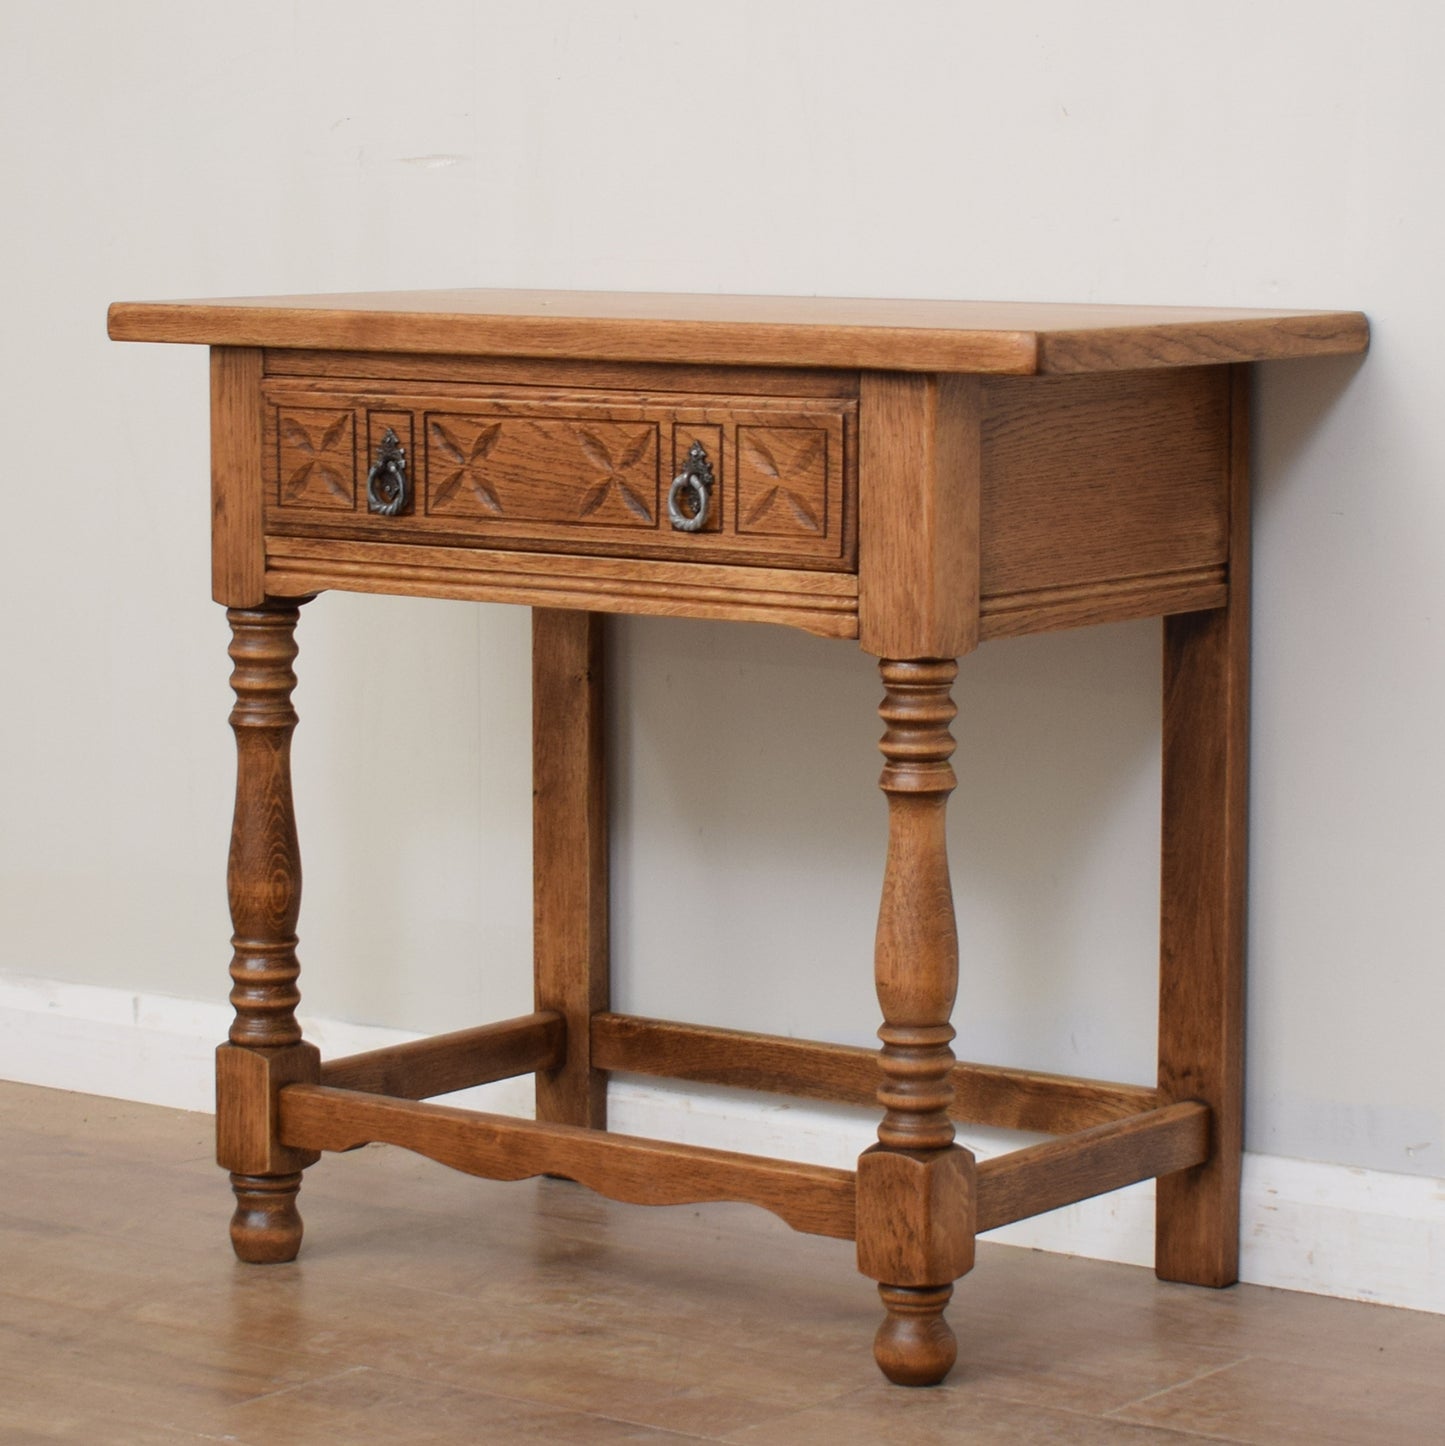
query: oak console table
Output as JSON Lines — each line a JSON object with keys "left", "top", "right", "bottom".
{"left": 109, "top": 290, "right": 1367, "bottom": 1385}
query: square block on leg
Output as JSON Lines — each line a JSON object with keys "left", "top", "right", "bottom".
{"left": 856, "top": 1143, "right": 976, "bottom": 1287}
{"left": 216, "top": 1041, "right": 321, "bottom": 1175}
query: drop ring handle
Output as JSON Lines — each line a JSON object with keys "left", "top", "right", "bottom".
{"left": 667, "top": 440, "right": 715, "bottom": 533}
{"left": 367, "top": 427, "right": 409, "bottom": 516}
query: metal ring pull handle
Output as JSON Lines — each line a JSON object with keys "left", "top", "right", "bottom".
{"left": 367, "top": 427, "right": 409, "bottom": 516}
{"left": 667, "top": 440, "right": 715, "bottom": 532}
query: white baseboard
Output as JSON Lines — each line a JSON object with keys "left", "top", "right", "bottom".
{"left": 3, "top": 973, "right": 1440, "bottom": 1316}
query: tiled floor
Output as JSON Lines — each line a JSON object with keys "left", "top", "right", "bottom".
{"left": 2, "top": 1080, "right": 1441, "bottom": 1443}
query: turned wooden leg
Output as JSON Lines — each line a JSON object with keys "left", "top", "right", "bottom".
{"left": 532, "top": 609, "right": 610, "bottom": 1129}
{"left": 216, "top": 602, "right": 319, "bottom": 1264}
{"left": 1156, "top": 368, "right": 1250, "bottom": 1287}
{"left": 856, "top": 658, "right": 976, "bottom": 1387}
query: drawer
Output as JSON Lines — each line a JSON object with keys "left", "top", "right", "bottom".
{"left": 262, "top": 378, "right": 857, "bottom": 571}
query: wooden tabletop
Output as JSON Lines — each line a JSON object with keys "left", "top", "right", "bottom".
{"left": 107, "top": 288, "right": 1368, "bottom": 375}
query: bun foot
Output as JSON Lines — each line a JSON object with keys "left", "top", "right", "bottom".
{"left": 229, "top": 1171, "right": 304, "bottom": 1263}
{"left": 874, "top": 1283, "right": 957, "bottom": 1386}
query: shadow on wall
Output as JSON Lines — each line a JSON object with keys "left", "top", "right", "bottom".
{"left": 1254, "top": 352, "right": 1369, "bottom": 516}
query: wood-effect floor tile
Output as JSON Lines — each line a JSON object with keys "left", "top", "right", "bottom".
{"left": 724, "top": 1386, "right": 1209, "bottom": 1444}
{"left": 0, "top": 1290, "right": 339, "bottom": 1444}
{"left": 195, "top": 1365, "right": 713, "bottom": 1444}
{"left": 1110, "top": 1352, "right": 1445, "bottom": 1444}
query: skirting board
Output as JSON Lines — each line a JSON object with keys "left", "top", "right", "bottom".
{"left": 3, "top": 972, "right": 1441, "bottom": 1317}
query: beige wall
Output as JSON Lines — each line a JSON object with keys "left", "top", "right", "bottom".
{"left": 1, "top": 0, "right": 1439, "bottom": 1179}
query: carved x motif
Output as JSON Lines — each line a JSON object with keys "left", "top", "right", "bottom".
{"left": 742, "top": 432, "right": 825, "bottom": 532}
{"left": 280, "top": 414, "right": 352, "bottom": 503}
{"left": 430, "top": 420, "right": 505, "bottom": 513}
{"left": 577, "top": 428, "right": 655, "bottom": 522}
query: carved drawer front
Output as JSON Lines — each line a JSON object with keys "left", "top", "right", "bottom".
{"left": 263, "top": 381, "right": 856, "bottom": 571}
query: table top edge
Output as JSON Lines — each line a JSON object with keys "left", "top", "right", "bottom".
{"left": 106, "top": 289, "right": 1369, "bottom": 375}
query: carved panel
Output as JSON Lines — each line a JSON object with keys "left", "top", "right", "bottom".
{"left": 426, "top": 415, "right": 659, "bottom": 529}
{"left": 276, "top": 408, "right": 356, "bottom": 510}
{"left": 736, "top": 426, "right": 828, "bottom": 537}
{"left": 260, "top": 377, "right": 855, "bottom": 570}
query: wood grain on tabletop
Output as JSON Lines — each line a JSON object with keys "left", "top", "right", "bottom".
{"left": 108, "top": 288, "right": 1370, "bottom": 373}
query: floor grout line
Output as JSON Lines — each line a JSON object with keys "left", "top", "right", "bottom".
{"left": 1103, "top": 1352, "right": 1252, "bottom": 1416}
{"left": 219, "top": 1362, "right": 371, "bottom": 1411}
{"left": 299, "top": 1354, "right": 825, "bottom": 1441}
{"left": 987, "top": 1399, "right": 1239, "bottom": 1444}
